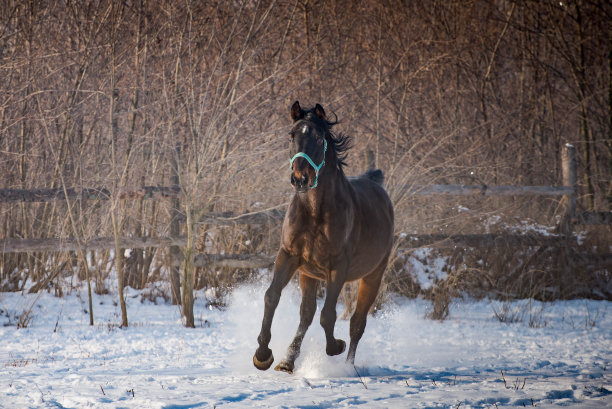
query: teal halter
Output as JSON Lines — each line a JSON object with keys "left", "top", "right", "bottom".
{"left": 289, "top": 138, "right": 327, "bottom": 189}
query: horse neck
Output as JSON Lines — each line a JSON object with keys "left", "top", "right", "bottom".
{"left": 298, "top": 163, "right": 348, "bottom": 218}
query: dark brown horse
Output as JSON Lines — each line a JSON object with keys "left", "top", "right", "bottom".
{"left": 253, "top": 101, "right": 394, "bottom": 374}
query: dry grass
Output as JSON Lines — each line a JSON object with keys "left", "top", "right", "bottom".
{"left": 0, "top": 1, "right": 610, "bottom": 324}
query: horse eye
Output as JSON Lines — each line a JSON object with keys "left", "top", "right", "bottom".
{"left": 317, "top": 137, "right": 324, "bottom": 146}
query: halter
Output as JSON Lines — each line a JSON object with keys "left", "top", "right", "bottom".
{"left": 289, "top": 138, "right": 327, "bottom": 189}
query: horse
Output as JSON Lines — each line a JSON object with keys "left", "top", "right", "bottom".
{"left": 253, "top": 101, "right": 394, "bottom": 374}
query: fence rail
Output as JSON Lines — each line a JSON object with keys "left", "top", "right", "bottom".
{"left": 0, "top": 236, "right": 186, "bottom": 253}
{"left": 0, "top": 186, "right": 180, "bottom": 203}
{"left": 1, "top": 144, "right": 610, "bottom": 266}
{"left": 0, "top": 185, "right": 574, "bottom": 204}
{"left": 400, "top": 184, "right": 574, "bottom": 196}
{"left": 574, "top": 211, "right": 612, "bottom": 225}
{"left": 0, "top": 232, "right": 572, "bottom": 254}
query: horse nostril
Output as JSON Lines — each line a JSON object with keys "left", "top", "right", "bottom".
{"left": 290, "top": 173, "right": 308, "bottom": 189}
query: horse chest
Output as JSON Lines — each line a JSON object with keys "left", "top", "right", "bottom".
{"left": 301, "top": 230, "right": 329, "bottom": 264}
{"left": 283, "top": 196, "right": 352, "bottom": 275}
{"left": 285, "top": 223, "right": 334, "bottom": 273}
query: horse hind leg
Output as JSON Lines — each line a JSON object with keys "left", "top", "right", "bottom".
{"left": 275, "top": 273, "right": 318, "bottom": 374}
{"left": 346, "top": 259, "right": 387, "bottom": 365}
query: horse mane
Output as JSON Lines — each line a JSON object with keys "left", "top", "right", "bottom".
{"left": 303, "top": 108, "right": 352, "bottom": 171}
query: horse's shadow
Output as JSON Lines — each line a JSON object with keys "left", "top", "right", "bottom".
{"left": 351, "top": 365, "right": 460, "bottom": 383}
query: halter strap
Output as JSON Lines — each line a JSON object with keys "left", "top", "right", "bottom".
{"left": 289, "top": 138, "right": 327, "bottom": 189}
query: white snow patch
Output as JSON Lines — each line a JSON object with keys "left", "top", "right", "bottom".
{"left": 406, "top": 248, "right": 448, "bottom": 290}
{"left": 0, "top": 285, "right": 610, "bottom": 408}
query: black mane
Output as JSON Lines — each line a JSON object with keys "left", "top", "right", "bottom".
{"left": 301, "top": 107, "right": 352, "bottom": 171}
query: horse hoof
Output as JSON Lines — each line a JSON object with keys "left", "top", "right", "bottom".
{"left": 326, "top": 339, "right": 346, "bottom": 356}
{"left": 337, "top": 339, "right": 346, "bottom": 354}
{"left": 253, "top": 350, "right": 274, "bottom": 371}
{"left": 274, "top": 360, "right": 294, "bottom": 374}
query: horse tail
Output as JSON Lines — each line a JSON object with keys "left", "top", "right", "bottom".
{"left": 364, "top": 169, "right": 384, "bottom": 185}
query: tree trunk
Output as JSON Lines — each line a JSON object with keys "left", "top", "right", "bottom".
{"left": 575, "top": 4, "right": 595, "bottom": 210}
{"left": 170, "top": 144, "right": 182, "bottom": 305}
{"left": 109, "top": 5, "right": 128, "bottom": 327}
{"left": 182, "top": 203, "right": 195, "bottom": 328}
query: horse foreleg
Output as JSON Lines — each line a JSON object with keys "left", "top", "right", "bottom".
{"left": 274, "top": 273, "right": 318, "bottom": 373}
{"left": 346, "top": 258, "right": 386, "bottom": 364}
{"left": 320, "top": 270, "right": 347, "bottom": 356}
{"left": 254, "top": 249, "right": 300, "bottom": 371}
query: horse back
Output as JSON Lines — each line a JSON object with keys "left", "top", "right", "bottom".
{"left": 363, "top": 169, "right": 384, "bottom": 185}
{"left": 350, "top": 169, "right": 393, "bottom": 219}
{"left": 347, "top": 170, "right": 394, "bottom": 276}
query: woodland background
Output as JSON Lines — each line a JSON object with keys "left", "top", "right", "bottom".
{"left": 1, "top": 0, "right": 611, "bottom": 324}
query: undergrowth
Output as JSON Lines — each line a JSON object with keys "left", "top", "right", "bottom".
{"left": 2, "top": 220, "right": 609, "bottom": 325}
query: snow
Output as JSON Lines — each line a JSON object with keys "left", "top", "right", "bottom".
{"left": 483, "top": 214, "right": 557, "bottom": 237}
{"left": 406, "top": 248, "right": 448, "bottom": 290}
{"left": 0, "top": 282, "right": 610, "bottom": 408}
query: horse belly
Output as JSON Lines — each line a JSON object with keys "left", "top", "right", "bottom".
{"left": 298, "top": 264, "right": 327, "bottom": 281}
{"left": 349, "top": 206, "right": 393, "bottom": 279}
{"left": 347, "top": 249, "right": 386, "bottom": 281}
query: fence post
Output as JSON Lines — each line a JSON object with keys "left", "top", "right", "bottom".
{"left": 169, "top": 144, "right": 182, "bottom": 305}
{"left": 561, "top": 144, "right": 577, "bottom": 236}
{"left": 365, "top": 149, "right": 375, "bottom": 170}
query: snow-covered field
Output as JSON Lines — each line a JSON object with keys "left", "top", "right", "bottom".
{"left": 1, "top": 282, "right": 610, "bottom": 408}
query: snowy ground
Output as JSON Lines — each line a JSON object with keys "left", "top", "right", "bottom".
{"left": 0, "top": 282, "right": 610, "bottom": 408}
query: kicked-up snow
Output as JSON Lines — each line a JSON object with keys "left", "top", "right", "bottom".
{"left": 0, "top": 282, "right": 610, "bottom": 408}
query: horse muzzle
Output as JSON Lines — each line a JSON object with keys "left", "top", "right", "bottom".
{"left": 290, "top": 171, "right": 310, "bottom": 192}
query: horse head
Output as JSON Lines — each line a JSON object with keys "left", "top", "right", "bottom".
{"left": 288, "top": 101, "right": 329, "bottom": 192}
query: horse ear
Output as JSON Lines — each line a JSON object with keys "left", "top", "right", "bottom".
{"left": 290, "top": 101, "right": 304, "bottom": 121}
{"left": 314, "top": 104, "right": 326, "bottom": 121}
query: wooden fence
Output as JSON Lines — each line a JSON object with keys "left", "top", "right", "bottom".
{"left": 1, "top": 144, "right": 610, "bottom": 265}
